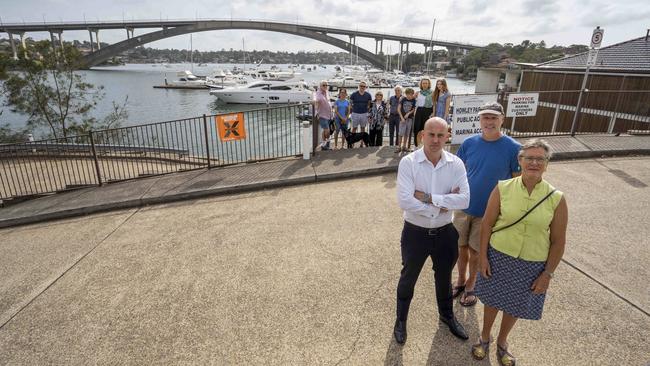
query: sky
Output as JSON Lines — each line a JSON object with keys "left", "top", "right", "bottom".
{"left": 1, "top": 0, "right": 649, "bottom": 54}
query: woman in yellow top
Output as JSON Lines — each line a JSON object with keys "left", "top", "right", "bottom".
{"left": 471, "top": 139, "right": 568, "bottom": 366}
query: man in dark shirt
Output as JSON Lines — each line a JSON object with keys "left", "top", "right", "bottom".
{"left": 349, "top": 81, "right": 372, "bottom": 133}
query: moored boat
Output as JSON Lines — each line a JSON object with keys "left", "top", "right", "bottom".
{"left": 210, "top": 80, "right": 313, "bottom": 104}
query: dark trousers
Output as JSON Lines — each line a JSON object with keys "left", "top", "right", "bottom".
{"left": 396, "top": 221, "right": 459, "bottom": 321}
{"left": 388, "top": 114, "right": 400, "bottom": 146}
{"left": 369, "top": 128, "right": 383, "bottom": 146}
{"left": 412, "top": 107, "right": 433, "bottom": 147}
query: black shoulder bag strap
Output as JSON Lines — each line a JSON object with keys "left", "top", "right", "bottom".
{"left": 491, "top": 189, "right": 557, "bottom": 234}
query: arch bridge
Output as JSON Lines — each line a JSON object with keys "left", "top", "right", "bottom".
{"left": 1, "top": 19, "right": 483, "bottom": 69}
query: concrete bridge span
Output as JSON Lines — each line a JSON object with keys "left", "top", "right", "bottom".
{"left": 82, "top": 20, "right": 386, "bottom": 68}
{"left": 1, "top": 19, "right": 483, "bottom": 69}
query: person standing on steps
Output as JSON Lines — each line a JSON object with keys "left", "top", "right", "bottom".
{"left": 350, "top": 81, "right": 372, "bottom": 134}
{"left": 412, "top": 78, "right": 434, "bottom": 147}
{"left": 313, "top": 80, "right": 333, "bottom": 150}
{"left": 433, "top": 79, "right": 452, "bottom": 122}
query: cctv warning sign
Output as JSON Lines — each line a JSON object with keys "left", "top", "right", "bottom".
{"left": 216, "top": 113, "right": 246, "bottom": 141}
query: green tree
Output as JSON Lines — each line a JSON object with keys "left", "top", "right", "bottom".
{"left": 2, "top": 40, "right": 127, "bottom": 139}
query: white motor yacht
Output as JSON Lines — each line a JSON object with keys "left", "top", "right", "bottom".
{"left": 157, "top": 70, "right": 209, "bottom": 89}
{"left": 210, "top": 80, "right": 313, "bottom": 104}
{"left": 327, "top": 75, "right": 365, "bottom": 88}
{"left": 206, "top": 70, "right": 247, "bottom": 88}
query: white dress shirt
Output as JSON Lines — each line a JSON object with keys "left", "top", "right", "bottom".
{"left": 397, "top": 148, "right": 470, "bottom": 228}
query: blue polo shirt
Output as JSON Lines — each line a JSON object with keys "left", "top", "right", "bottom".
{"left": 456, "top": 134, "right": 521, "bottom": 217}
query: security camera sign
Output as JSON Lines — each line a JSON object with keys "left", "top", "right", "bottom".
{"left": 506, "top": 93, "right": 539, "bottom": 117}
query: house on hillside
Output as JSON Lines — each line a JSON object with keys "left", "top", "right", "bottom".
{"left": 510, "top": 31, "right": 650, "bottom": 134}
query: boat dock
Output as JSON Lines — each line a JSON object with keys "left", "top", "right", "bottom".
{"left": 153, "top": 84, "right": 209, "bottom": 90}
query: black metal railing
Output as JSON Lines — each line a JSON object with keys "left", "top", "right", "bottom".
{"left": 1, "top": 103, "right": 309, "bottom": 201}
{"left": 3, "top": 90, "right": 649, "bottom": 202}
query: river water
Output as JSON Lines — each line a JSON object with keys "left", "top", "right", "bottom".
{"left": 1, "top": 63, "right": 476, "bottom": 135}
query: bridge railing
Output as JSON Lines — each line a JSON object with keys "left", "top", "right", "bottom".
{"left": 0, "top": 103, "right": 309, "bottom": 202}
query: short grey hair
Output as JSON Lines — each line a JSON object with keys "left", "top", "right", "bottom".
{"left": 518, "top": 139, "right": 552, "bottom": 159}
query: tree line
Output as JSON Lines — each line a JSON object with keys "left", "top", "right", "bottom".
{"left": 0, "top": 41, "right": 128, "bottom": 143}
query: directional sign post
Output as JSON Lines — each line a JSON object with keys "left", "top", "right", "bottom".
{"left": 216, "top": 112, "right": 246, "bottom": 141}
{"left": 571, "top": 26, "right": 604, "bottom": 136}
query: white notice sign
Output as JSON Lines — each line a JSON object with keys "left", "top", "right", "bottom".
{"left": 451, "top": 94, "right": 498, "bottom": 145}
{"left": 586, "top": 49, "right": 599, "bottom": 66}
{"left": 506, "top": 93, "right": 539, "bottom": 117}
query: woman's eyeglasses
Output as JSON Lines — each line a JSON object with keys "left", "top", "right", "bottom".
{"left": 522, "top": 156, "right": 547, "bottom": 163}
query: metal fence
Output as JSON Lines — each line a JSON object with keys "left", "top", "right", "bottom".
{"left": 1, "top": 103, "right": 310, "bottom": 201}
{"left": 3, "top": 89, "right": 649, "bottom": 202}
{"left": 499, "top": 89, "right": 650, "bottom": 137}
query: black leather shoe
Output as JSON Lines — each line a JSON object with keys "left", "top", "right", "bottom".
{"left": 440, "top": 316, "right": 469, "bottom": 340}
{"left": 393, "top": 319, "right": 407, "bottom": 344}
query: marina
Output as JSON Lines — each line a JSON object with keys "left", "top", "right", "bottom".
{"left": 1, "top": 63, "right": 477, "bottom": 132}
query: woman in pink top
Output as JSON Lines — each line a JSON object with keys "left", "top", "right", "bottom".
{"left": 313, "top": 80, "right": 333, "bottom": 150}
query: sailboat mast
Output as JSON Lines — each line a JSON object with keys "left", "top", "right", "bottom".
{"left": 190, "top": 34, "right": 193, "bottom": 72}
{"left": 427, "top": 19, "right": 435, "bottom": 74}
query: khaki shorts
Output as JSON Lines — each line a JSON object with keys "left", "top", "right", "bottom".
{"left": 452, "top": 210, "right": 482, "bottom": 252}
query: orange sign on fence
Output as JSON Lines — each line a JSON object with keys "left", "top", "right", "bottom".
{"left": 215, "top": 113, "right": 246, "bottom": 141}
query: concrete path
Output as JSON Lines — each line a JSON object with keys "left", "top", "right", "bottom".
{"left": 1, "top": 134, "right": 649, "bottom": 229}
{"left": 0, "top": 157, "right": 649, "bottom": 365}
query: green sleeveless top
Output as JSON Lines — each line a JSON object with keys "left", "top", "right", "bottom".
{"left": 491, "top": 176, "right": 563, "bottom": 262}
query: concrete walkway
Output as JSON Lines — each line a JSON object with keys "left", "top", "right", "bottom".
{"left": 1, "top": 134, "right": 649, "bottom": 229}
{"left": 0, "top": 157, "right": 648, "bottom": 365}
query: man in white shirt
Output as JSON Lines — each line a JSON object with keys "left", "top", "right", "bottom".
{"left": 393, "top": 117, "right": 470, "bottom": 344}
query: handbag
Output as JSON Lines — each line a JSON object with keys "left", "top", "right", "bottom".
{"left": 491, "top": 189, "right": 556, "bottom": 234}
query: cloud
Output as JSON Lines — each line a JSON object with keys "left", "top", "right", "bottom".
{"left": 520, "top": 0, "right": 557, "bottom": 14}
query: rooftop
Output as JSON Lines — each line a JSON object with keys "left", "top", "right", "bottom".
{"left": 536, "top": 33, "right": 650, "bottom": 73}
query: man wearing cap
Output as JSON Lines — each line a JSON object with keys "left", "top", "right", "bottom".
{"left": 452, "top": 102, "right": 521, "bottom": 307}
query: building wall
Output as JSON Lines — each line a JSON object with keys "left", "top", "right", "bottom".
{"left": 505, "top": 70, "right": 650, "bottom": 133}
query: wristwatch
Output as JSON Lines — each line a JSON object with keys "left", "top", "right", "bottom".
{"left": 422, "top": 193, "right": 431, "bottom": 204}
{"left": 543, "top": 270, "right": 554, "bottom": 279}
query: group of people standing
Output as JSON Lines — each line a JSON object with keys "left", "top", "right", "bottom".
{"left": 392, "top": 78, "right": 452, "bottom": 153}
{"left": 395, "top": 102, "right": 568, "bottom": 366}
{"left": 312, "top": 78, "right": 452, "bottom": 150}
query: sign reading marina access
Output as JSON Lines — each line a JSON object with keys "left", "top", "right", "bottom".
{"left": 451, "top": 94, "right": 498, "bottom": 145}
{"left": 506, "top": 93, "right": 539, "bottom": 117}
{"left": 216, "top": 113, "right": 246, "bottom": 141}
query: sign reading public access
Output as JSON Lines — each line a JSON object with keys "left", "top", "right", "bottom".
{"left": 506, "top": 93, "right": 539, "bottom": 117}
{"left": 216, "top": 113, "right": 246, "bottom": 141}
{"left": 451, "top": 94, "right": 498, "bottom": 145}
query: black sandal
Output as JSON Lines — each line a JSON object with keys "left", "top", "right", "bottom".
{"left": 460, "top": 290, "right": 477, "bottom": 307}
{"left": 452, "top": 284, "right": 465, "bottom": 298}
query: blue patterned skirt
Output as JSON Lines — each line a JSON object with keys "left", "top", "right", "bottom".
{"left": 475, "top": 246, "right": 547, "bottom": 320}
